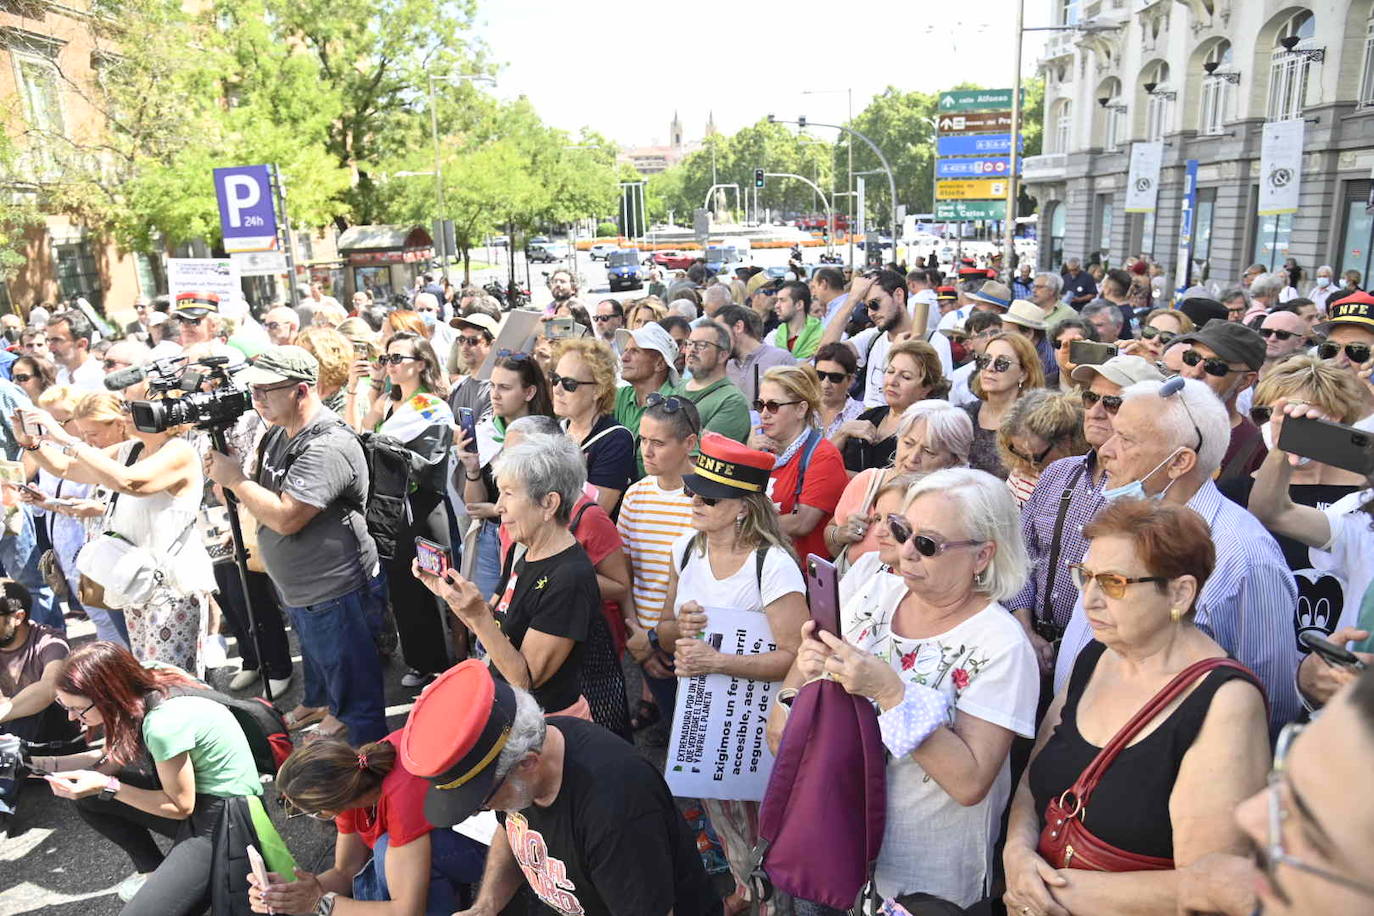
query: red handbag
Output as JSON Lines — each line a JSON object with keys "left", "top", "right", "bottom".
{"left": 1037, "top": 656, "right": 1264, "bottom": 872}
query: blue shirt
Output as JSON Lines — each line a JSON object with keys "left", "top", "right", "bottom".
{"left": 1054, "top": 479, "right": 1301, "bottom": 736}
{"left": 0, "top": 378, "right": 33, "bottom": 460}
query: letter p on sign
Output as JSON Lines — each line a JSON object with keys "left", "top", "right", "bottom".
{"left": 223, "top": 177, "right": 260, "bottom": 228}
{"left": 214, "top": 165, "right": 279, "bottom": 253}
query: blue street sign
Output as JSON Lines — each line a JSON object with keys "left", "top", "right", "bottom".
{"left": 936, "top": 157, "right": 1020, "bottom": 179}
{"left": 937, "top": 135, "right": 1025, "bottom": 157}
{"left": 213, "top": 165, "right": 279, "bottom": 253}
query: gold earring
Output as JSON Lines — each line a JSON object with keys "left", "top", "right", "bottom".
{"left": 1170, "top": 607, "right": 1183, "bottom": 624}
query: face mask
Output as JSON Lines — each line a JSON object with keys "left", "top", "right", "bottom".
{"left": 420, "top": 311, "right": 437, "bottom": 328}
{"left": 1316, "top": 277, "right": 1331, "bottom": 289}
{"left": 1260, "top": 421, "right": 1311, "bottom": 466}
{"left": 1102, "top": 447, "right": 1183, "bottom": 502}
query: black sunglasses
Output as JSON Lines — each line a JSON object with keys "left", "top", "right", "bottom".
{"left": 1081, "top": 389, "right": 1123, "bottom": 413}
{"left": 1181, "top": 349, "right": 1241, "bottom": 377}
{"left": 458, "top": 335, "right": 487, "bottom": 347}
{"left": 1007, "top": 439, "right": 1057, "bottom": 466}
{"left": 684, "top": 486, "right": 720, "bottom": 507}
{"left": 864, "top": 298, "right": 885, "bottom": 312}
{"left": 885, "top": 513, "right": 984, "bottom": 558}
{"left": 1260, "top": 328, "right": 1300, "bottom": 342}
{"left": 645, "top": 392, "right": 699, "bottom": 435}
{"left": 1250, "top": 405, "right": 1273, "bottom": 425}
{"left": 377, "top": 353, "right": 422, "bottom": 366}
{"left": 815, "top": 370, "right": 849, "bottom": 384}
{"left": 1140, "top": 326, "right": 1176, "bottom": 343}
{"left": 753, "top": 398, "right": 802, "bottom": 414}
{"left": 975, "top": 355, "right": 1014, "bottom": 373}
{"left": 593, "top": 314, "right": 619, "bottom": 323}
{"left": 1317, "top": 341, "right": 1372, "bottom": 364}
{"left": 550, "top": 373, "right": 596, "bottom": 392}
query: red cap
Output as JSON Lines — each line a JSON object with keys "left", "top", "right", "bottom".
{"left": 683, "top": 432, "right": 774, "bottom": 499}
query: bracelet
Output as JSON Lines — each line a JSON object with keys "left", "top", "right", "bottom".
{"left": 465, "top": 471, "right": 482, "bottom": 481}
{"left": 776, "top": 687, "right": 799, "bottom": 708}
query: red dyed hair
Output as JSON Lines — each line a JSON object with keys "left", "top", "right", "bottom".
{"left": 384, "top": 310, "right": 428, "bottom": 339}
{"left": 1082, "top": 499, "right": 1215, "bottom": 617}
{"left": 57, "top": 642, "right": 195, "bottom": 767}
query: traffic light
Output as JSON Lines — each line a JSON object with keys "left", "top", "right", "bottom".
{"left": 754, "top": 168, "right": 765, "bottom": 189}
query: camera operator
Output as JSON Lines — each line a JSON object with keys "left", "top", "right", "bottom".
{"left": 204, "top": 346, "right": 388, "bottom": 744}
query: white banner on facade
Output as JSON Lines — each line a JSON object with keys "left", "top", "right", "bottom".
{"left": 1259, "top": 119, "right": 1305, "bottom": 215}
{"left": 664, "top": 606, "right": 778, "bottom": 802}
{"left": 1124, "top": 141, "right": 1164, "bottom": 213}
{"left": 167, "top": 258, "right": 246, "bottom": 320}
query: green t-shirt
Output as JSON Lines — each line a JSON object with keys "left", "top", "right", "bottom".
{"left": 681, "top": 377, "right": 751, "bottom": 444}
{"left": 142, "top": 695, "right": 262, "bottom": 798}
{"left": 614, "top": 381, "right": 684, "bottom": 479}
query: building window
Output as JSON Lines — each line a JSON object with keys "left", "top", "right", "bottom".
{"left": 1200, "top": 42, "right": 1235, "bottom": 135}
{"left": 1194, "top": 188, "right": 1217, "bottom": 263}
{"left": 1267, "top": 11, "right": 1316, "bottom": 121}
{"left": 1361, "top": 16, "right": 1374, "bottom": 108}
{"left": 1054, "top": 99, "right": 1072, "bottom": 153}
{"left": 1105, "top": 105, "right": 1125, "bottom": 152}
{"left": 14, "top": 54, "right": 64, "bottom": 136}
{"left": 1252, "top": 208, "right": 1294, "bottom": 273}
{"left": 1049, "top": 202, "right": 1067, "bottom": 269}
{"left": 1143, "top": 61, "right": 1172, "bottom": 141}
{"left": 1339, "top": 180, "right": 1374, "bottom": 284}
{"left": 1058, "top": 0, "right": 1079, "bottom": 27}
{"left": 54, "top": 241, "right": 102, "bottom": 310}
{"left": 1096, "top": 193, "right": 1114, "bottom": 261}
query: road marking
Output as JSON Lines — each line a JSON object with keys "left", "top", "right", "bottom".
{"left": 0, "top": 880, "right": 117, "bottom": 914}
{"left": 0, "top": 827, "right": 51, "bottom": 862}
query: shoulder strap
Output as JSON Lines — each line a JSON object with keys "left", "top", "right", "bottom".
{"left": 104, "top": 441, "right": 145, "bottom": 516}
{"left": 569, "top": 500, "right": 594, "bottom": 536}
{"left": 755, "top": 546, "right": 768, "bottom": 596}
{"left": 1219, "top": 428, "right": 1266, "bottom": 481}
{"left": 578, "top": 422, "right": 629, "bottom": 453}
{"left": 791, "top": 429, "right": 823, "bottom": 512}
{"left": 1069, "top": 657, "right": 1262, "bottom": 805}
{"left": 1038, "top": 460, "right": 1088, "bottom": 627}
{"left": 858, "top": 468, "right": 885, "bottom": 516}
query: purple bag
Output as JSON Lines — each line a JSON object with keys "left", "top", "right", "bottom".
{"left": 750, "top": 678, "right": 887, "bottom": 912}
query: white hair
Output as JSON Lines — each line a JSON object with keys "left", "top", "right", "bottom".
{"left": 1034, "top": 272, "right": 1062, "bottom": 296}
{"left": 413, "top": 292, "right": 440, "bottom": 311}
{"left": 1249, "top": 272, "right": 1287, "bottom": 302}
{"left": 493, "top": 434, "right": 587, "bottom": 526}
{"left": 703, "top": 285, "right": 733, "bottom": 309}
{"left": 493, "top": 687, "right": 547, "bottom": 779}
{"left": 903, "top": 468, "right": 1028, "bottom": 602}
{"left": 1080, "top": 300, "right": 1123, "bottom": 329}
{"left": 1317, "top": 264, "right": 1334, "bottom": 277}
{"left": 1119, "top": 378, "right": 1230, "bottom": 476}
{"left": 669, "top": 299, "right": 699, "bottom": 320}
{"left": 900, "top": 399, "right": 974, "bottom": 467}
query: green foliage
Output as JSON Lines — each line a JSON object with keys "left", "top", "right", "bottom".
{"left": 596, "top": 221, "right": 619, "bottom": 237}
{"left": 0, "top": 118, "right": 38, "bottom": 281}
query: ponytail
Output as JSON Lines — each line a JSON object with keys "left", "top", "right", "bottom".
{"left": 276, "top": 737, "right": 398, "bottom": 814}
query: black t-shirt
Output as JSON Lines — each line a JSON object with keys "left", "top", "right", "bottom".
{"left": 578, "top": 414, "right": 636, "bottom": 499}
{"left": 496, "top": 544, "right": 596, "bottom": 711}
{"left": 498, "top": 717, "right": 720, "bottom": 916}
{"left": 841, "top": 405, "right": 896, "bottom": 473}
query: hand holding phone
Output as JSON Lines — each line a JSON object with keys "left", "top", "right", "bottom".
{"left": 414, "top": 537, "right": 452, "bottom": 576}
{"left": 805, "top": 554, "right": 841, "bottom": 636}
{"left": 1069, "top": 340, "right": 1118, "bottom": 367}
{"left": 1300, "top": 631, "right": 1369, "bottom": 671}
{"left": 458, "top": 407, "right": 478, "bottom": 454}
{"left": 1277, "top": 415, "right": 1374, "bottom": 477}
{"left": 246, "top": 844, "right": 275, "bottom": 915}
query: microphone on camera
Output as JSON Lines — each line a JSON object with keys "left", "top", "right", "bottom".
{"left": 104, "top": 365, "right": 147, "bottom": 391}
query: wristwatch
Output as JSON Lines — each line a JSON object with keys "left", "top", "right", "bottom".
{"left": 98, "top": 775, "right": 121, "bottom": 802}
{"left": 647, "top": 628, "right": 661, "bottom": 652}
{"left": 316, "top": 891, "right": 338, "bottom": 915}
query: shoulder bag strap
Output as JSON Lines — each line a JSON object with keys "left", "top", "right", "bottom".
{"left": 1070, "top": 657, "right": 1259, "bottom": 804}
{"left": 578, "top": 422, "right": 629, "bottom": 452}
{"left": 858, "top": 467, "right": 885, "bottom": 517}
{"left": 791, "top": 429, "right": 823, "bottom": 512}
{"left": 1038, "top": 460, "right": 1088, "bottom": 628}
{"left": 755, "top": 546, "right": 768, "bottom": 597}
{"left": 568, "top": 501, "right": 594, "bottom": 536}
{"left": 103, "top": 440, "right": 145, "bottom": 519}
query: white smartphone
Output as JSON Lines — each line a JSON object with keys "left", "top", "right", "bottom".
{"left": 246, "top": 844, "right": 274, "bottom": 914}
{"left": 18, "top": 410, "right": 43, "bottom": 439}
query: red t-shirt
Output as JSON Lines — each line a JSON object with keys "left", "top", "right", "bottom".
{"left": 334, "top": 732, "right": 434, "bottom": 848}
{"left": 766, "top": 436, "right": 847, "bottom": 563}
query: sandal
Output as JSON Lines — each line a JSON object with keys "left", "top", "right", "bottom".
{"left": 303, "top": 714, "right": 348, "bottom": 743}
{"left": 283, "top": 706, "right": 328, "bottom": 730}
{"left": 629, "top": 699, "right": 661, "bottom": 732}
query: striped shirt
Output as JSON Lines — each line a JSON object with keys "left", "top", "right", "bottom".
{"left": 1054, "top": 479, "right": 1301, "bottom": 736}
{"left": 616, "top": 478, "right": 695, "bottom": 628}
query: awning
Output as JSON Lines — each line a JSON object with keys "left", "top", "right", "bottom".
{"left": 337, "top": 225, "right": 434, "bottom": 266}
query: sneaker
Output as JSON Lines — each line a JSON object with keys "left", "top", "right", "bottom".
{"left": 400, "top": 669, "right": 435, "bottom": 689}
{"left": 228, "top": 669, "right": 260, "bottom": 691}
{"left": 266, "top": 674, "right": 293, "bottom": 697}
{"left": 117, "top": 872, "right": 150, "bottom": 902}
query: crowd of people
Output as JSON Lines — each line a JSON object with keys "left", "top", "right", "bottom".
{"left": 1, "top": 251, "right": 1373, "bottom": 916}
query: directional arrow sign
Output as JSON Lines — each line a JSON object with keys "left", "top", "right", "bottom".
{"left": 936, "top": 179, "right": 1009, "bottom": 201}
{"left": 937, "top": 89, "right": 1022, "bottom": 113}
{"left": 937, "top": 134, "right": 1024, "bottom": 157}
{"left": 937, "top": 157, "right": 1019, "bottom": 179}
{"left": 936, "top": 112, "right": 1015, "bottom": 134}
{"left": 936, "top": 200, "right": 1008, "bottom": 221}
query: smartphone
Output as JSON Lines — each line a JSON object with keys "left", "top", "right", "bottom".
{"left": 353, "top": 341, "right": 370, "bottom": 357}
{"left": 246, "top": 844, "right": 274, "bottom": 912}
{"left": 1277, "top": 415, "right": 1374, "bottom": 477}
{"left": 544, "top": 317, "right": 580, "bottom": 340}
{"left": 804, "top": 554, "right": 842, "bottom": 637}
{"left": 18, "top": 410, "right": 43, "bottom": 439}
{"left": 415, "top": 537, "right": 452, "bottom": 576}
{"left": 1299, "top": 631, "right": 1368, "bottom": 670}
{"left": 458, "top": 407, "right": 478, "bottom": 453}
{"left": 1069, "top": 339, "right": 1118, "bottom": 366}
{"left": 8, "top": 482, "right": 46, "bottom": 501}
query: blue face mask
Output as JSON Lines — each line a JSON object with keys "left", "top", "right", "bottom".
{"left": 420, "top": 311, "right": 437, "bottom": 328}
{"left": 1102, "top": 447, "right": 1183, "bottom": 502}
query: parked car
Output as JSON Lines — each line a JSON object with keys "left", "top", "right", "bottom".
{"left": 606, "top": 249, "right": 644, "bottom": 291}
{"left": 527, "top": 240, "right": 569, "bottom": 262}
{"left": 488, "top": 235, "right": 509, "bottom": 248}
{"left": 589, "top": 242, "right": 619, "bottom": 261}
{"left": 651, "top": 250, "right": 696, "bottom": 271}
{"left": 704, "top": 244, "right": 743, "bottom": 276}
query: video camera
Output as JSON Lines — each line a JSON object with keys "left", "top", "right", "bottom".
{"left": 126, "top": 356, "right": 252, "bottom": 434}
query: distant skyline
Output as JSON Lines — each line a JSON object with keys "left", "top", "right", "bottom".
{"left": 477, "top": 0, "right": 1053, "bottom": 148}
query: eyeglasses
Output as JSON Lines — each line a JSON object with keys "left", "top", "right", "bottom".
{"left": 685, "top": 486, "right": 721, "bottom": 507}
{"left": 975, "top": 355, "right": 1015, "bottom": 373}
{"left": 55, "top": 698, "right": 96, "bottom": 721}
{"left": 885, "top": 514, "right": 984, "bottom": 557}
{"left": 753, "top": 398, "right": 802, "bottom": 414}
{"left": 1140, "top": 326, "right": 1176, "bottom": 344}
{"left": 264, "top": 321, "right": 292, "bottom": 332}
{"left": 276, "top": 794, "right": 333, "bottom": 822}
{"left": 496, "top": 349, "right": 529, "bottom": 362}
{"left": 1081, "top": 390, "right": 1123, "bottom": 414}
{"left": 645, "top": 393, "right": 699, "bottom": 434}
{"left": 685, "top": 339, "right": 726, "bottom": 352}
{"left": 1260, "top": 328, "right": 1300, "bottom": 342}
{"left": 1068, "top": 563, "right": 1168, "bottom": 599}
{"left": 377, "top": 354, "right": 423, "bottom": 366}
{"left": 250, "top": 382, "right": 300, "bottom": 401}
{"left": 458, "top": 335, "right": 487, "bottom": 347}
{"left": 1262, "top": 722, "right": 1374, "bottom": 899}
{"left": 815, "top": 370, "right": 849, "bottom": 384}
{"left": 11, "top": 373, "right": 32, "bottom": 384}
{"left": 1160, "top": 375, "right": 1205, "bottom": 453}
{"left": 593, "top": 314, "right": 619, "bottom": 323}
{"left": 103, "top": 360, "right": 130, "bottom": 371}
{"left": 1317, "top": 341, "right": 1372, "bottom": 364}
{"left": 1181, "top": 349, "right": 1242, "bottom": 377}
{"left": 1052, "top": 337, "right": 1078, "bottom": 351}
{"left": 1007, "top": 439, "right": 1057, "bottom": 466}
{"left": 1250, "top": 405, "right": 1274, "bottom": 426}
{"left": 550, "top": 373, "right": 597, "bottom": 392}
{"left": 173, "top": 314, "right": 207, "bottom": 325}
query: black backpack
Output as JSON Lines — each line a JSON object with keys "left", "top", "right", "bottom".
{"left": 148, "top": 685, "right": 293, "bottom": 777}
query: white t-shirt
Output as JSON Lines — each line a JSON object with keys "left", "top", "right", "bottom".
{"left": 949, "top": 360, "right": 978, "bottom": 408}
{"left": 57, "top": 357, "right": 106, "bottom": 392}
{"left": 841, "top": 590, "right": 1039, "bottom": 906}
{"left": 838, "top": 549, "right": 902, "bottom": 609}
{"left": 1311, "top": 489, "right": 1374, "bottom": 641}
{"left": 670, "top": 533, "right": 803, "bottom": 616}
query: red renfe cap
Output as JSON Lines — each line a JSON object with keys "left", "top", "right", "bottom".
{"left": 683, "top": 432, "right": 774, "bottom": 500}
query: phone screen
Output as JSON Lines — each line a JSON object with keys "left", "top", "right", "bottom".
{"left": 415, "top": 537, "right": 451, "bottom": 576}
{"left": 458, "top": 408, "right": 478, "bottom": 453}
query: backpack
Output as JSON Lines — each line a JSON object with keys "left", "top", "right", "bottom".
{"left": 680, "top": 541, "right": 768, "bottom": 594}
{"left": 148, "top": 685, "right": 293, "bottom": 777}
{"left": 788, "top": 430, "right": 823, "bottom": 515}
{"left": 749, "top": 678, "right": 886, "bottom": 913}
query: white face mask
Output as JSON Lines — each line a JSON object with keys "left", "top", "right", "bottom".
{"left": 1317, "top": 277, "right": 1331, "bottom": 289}
{"left": 1102, "top": 447, "right": 1184, "bottom": 502}
{"left": 1260, "top": 420, "right": 1312, "bottom": 466}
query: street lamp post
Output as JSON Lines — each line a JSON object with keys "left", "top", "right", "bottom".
{"left": 765, "top": 173, "right": 833, "bottom": 256}
{"left": 428, "top": 73, "right": 495, "bottom": 283}
{"left": 802, "top": 89, "right": 852, "bottom": 264}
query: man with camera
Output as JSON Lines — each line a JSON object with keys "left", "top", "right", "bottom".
{"left": 205, "top": 346, "right": 388, "bottom": 744}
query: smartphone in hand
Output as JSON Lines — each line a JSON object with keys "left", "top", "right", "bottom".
{"left": 458, "top": 407, "right": 478, "bottom": 453}
{"left": 805, "top": 554, "right": 842, "bottom": 637}
{"left": 1300, "top": 631, "right": 1368, "bottom": 670}
{"left": 415, "top": 537, "right": 452, "bottom": 576}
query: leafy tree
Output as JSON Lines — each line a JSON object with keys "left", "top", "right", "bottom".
{"left": 0, "top": 111, "right": 39, "bottom": 283}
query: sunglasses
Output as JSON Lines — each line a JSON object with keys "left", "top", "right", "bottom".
{"left": 753, "top": 398, "right": 802, "bottom": 414}
{"left": 1140, "top": 326, "right": 1176, "bottom": 343}
{"left": 593, "top": 314, "right": 619, "bottom": 323}
{"left": 975, "top": 355, "right": 1015, "bottom": 373}
{"left": 1080, "top": 389, "right": 1123, "bottom": 413}
{"left": 458, "top": 335, "right": 486, "bottom": 347}
{"left": 1250, "top": 405, "right": 1273, "bottom": 425}
{"left": 1181, "top": 349, "right": 1241, "bottom": 377}
{"left": 864, "top": 299, "right": 886, "bottom": 313}
{"left": 1007, "top": 439, "right": 1057, "bottom": 465}
{"left": 684, "top": 486, "right": 721, "bottom": 507}
{"left": 264, "top": 321, "right": 292, "bottom": 331}
{"left": 815, "top": 370, "right": 849, "bottom": 384}
{"left": 550, "top": 373, "right": 596, "bottom": 392}
{"left": 496, "top": 349, "right": 530, "bottom": 362}
{"left": 1068, "top": 563, "right": 1167, "bottom": 600}
{"left": 276, "top": 794, "right": 333, "bottom": 822}
{"left": 885, "top": 514, "right": 984, "bottom": 557}
{"left": 1317, "top": 341, "right": 1372, "bottom": 364}
{"left": 645, "top": 392, "right": 699, "bottom": 434}
{"left": 11, "top": 373, "right": 32, "bottom": 384}
{"left": 1260, "top": 328, "right": 1300, "bottom": 342}
{"left": 1052, "top": 337, "right": 1078, "bottom": 351}
{"left": 377, "top": 353, "right": 423, "bottom": 366}
{"left": 173, "top": 314, "right": 207, "bottom": 325}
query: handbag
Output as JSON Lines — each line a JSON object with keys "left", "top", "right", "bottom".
{"left": 1036, "top": 656, "right": 1263, "bottom": 871}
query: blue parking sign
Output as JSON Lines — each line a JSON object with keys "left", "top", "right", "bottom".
{"left": 213, "top": 165, "right": 278, "bottom": 253}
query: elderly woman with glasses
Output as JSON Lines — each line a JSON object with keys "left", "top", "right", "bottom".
{"left": 834, "top": 339, "right": 949, "bottom": 475}
{"left": 770, "top": 469, "right": 1039, "bottom": 913}
{"left": 1122, "top": 308, "right": 1195, "bottom": 362}
{"left": 965, "top": 332, "right": 1046, "bottom": 480}
{"left": 750, "top": 365, "right": 848, "bottom": 562}
{"left": 250, "top": 737, "right": 486, "bottom": 915}
{"left": 1003, "top": 498, "right": 1269, "bottom": 916}
{"left": 997, "top": 388, "right": 1090, "bottom": 507}
{"left": 550, "top": 338, "right": 635, "bottom": 516}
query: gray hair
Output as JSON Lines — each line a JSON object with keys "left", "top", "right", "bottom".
{"left": 1249, "top": 272, "right": 1287, "bottom": 302}
{"left": 413, "top": 292, "right": 440, "bottom": 311}
{"left": 668, "top": 298, "right": 699, "bottom": 320}
{"left": 903, "top": 468, "right": 1028, "bottom": 602}
{"left": 702, "top": 284, "right": 733, "bottom": 311}
{"left": 492, "top": 687, "right": 547, "bottom": 781}
{"left": 493, "top": 434, "right": 587, "bottom": 526}
{"left": 1080, "top": 300, "right": 1123, "bottom": 329}
{"left": 1119, "top": 378, "right": 1230, "bottom": 476}
{"left": 1220, "top": 287, "right": 1249, "bottom": 306}
{"left": 1034, "top": 272, "right": 1062, "bottom": 297}
{"left": 506, "top": 415, "right": 563, "bottom": 441}
{"left": 899, "top": 399, "right": 974, "bottom": 467}
{"left": 1316, "top": 264, "right": 1334, "bottom": 278}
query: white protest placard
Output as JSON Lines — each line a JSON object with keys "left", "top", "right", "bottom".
{"left": 1259, "top": 118, "right": 1305, "bottom": 215}
{"left": 1124, "top": 141, "right": 1163, "bottom": 213}
{"left": 664, "top": 606, "right": 778, "bottom": 802}
{"left": 166, "top": 257, "right": 246, "bottom": 320}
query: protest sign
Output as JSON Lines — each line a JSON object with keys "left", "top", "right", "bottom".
{"left": 167, "top": 258, "right": 245, "bottom": 320}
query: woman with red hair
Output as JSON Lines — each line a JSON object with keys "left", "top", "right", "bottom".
{"left": 35, "top": 642, "right": 283, "bottom": 914}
